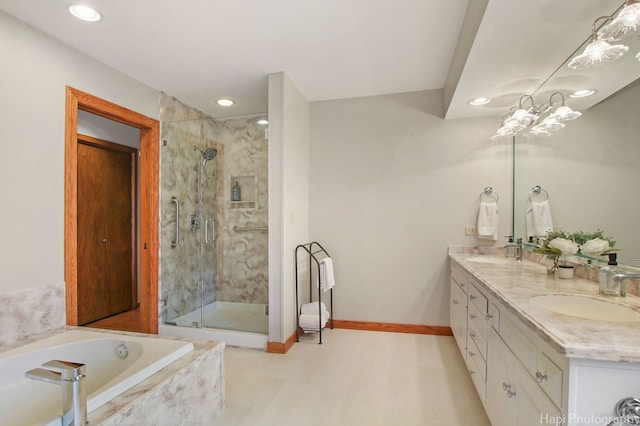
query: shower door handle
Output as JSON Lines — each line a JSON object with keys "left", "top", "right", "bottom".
{"left": 210, "top": 219, "right": 215, "bottom": 242}
{"left": 171, "top": 197, "right": 180, "bottom": 248}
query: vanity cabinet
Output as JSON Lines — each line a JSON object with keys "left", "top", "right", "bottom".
{"left": 450, "top": 260, "right": 566, "bottom": 423}
{"left": 449, "top": 267, "right": 468, "bottom": 359}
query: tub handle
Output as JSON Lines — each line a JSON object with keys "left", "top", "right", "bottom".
{"left": 171, "top": 197, "right": 180, "bottom": 248}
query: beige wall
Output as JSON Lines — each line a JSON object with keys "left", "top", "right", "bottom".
{"left": 0, "top": 10, "right": 159, "bottom": 295}
{"left": 309, "top": 90, "right": 510, "bottom": 326}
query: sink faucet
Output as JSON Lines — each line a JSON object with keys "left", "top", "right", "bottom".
{"left": 610, "top": 274, "right": 640, "bottom": 297}
{"left": 515, "top": 238, "right": 523, "bottom": 261}
{"left": 25, "top": 360, "right": 88, "bottom": 426}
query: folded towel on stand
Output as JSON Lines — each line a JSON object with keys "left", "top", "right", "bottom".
{"left": 300, "top": 302, "right": 329, "bottom": 315}
{"left": 299, "top": 312, "right": 329, "bottom": 332}
{"left": 529, "top": 200, "right": 553, "bottom": 237}
{"left": 318, "top": 257, "right": 335, "bottom": 292}
{"left": 477, "top": 201, "right": 499, "bottom": 241}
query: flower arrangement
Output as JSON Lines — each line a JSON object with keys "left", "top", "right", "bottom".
{"left": 535, "top": 229, "right": 619, "bottom": 275}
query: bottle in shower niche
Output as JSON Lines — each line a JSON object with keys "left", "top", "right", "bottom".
{"left": 232, "top": 181, "right": 241, "bottom": 201}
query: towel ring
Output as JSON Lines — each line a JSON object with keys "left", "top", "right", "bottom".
{"left": 529, "top": 185, "right": 549, "bottom": 202}
{"left": 479, "top": 186, "right": 499, "bottom": 202}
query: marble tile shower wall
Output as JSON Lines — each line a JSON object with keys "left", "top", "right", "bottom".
{"left": 159, "top": 94, "right": 268, "bottom": 323}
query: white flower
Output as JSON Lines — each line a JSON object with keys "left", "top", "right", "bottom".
{"left": 548, "top": 238, "right": 579, "bottom": 256}
{"left": 580, "top": 238, "right": 610, "bottom": 255}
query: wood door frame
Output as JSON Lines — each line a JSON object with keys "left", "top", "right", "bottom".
{"left": 65, "top": 86, "right": 159, "bottom": 333}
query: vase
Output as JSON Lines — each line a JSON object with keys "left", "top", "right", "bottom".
{"left": 545, "top": 256, "right": 559, "bottom": 276}
{"left": 558, "top": 265, "right": 574, "bottom": 279}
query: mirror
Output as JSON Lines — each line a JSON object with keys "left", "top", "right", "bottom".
{"left": 513, "top": 2, "right": 640, "bottom": 263}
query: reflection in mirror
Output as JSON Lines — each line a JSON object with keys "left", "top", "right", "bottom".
{"left": 511, "top": 1, "right": 640, "bottom": 266}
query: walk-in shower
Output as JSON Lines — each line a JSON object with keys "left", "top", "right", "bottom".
{"left": 158, "top": 96, "right": 269, "bottom": 349}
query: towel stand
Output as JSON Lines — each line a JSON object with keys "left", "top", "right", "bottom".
{"left": 295, "top": 242, "right": 334, "bottom": 344}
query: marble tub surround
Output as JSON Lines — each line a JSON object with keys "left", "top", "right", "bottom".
{"left": 449, "top": 247, "right": 640, "bottom": 362}
{"left": 0, "top": 282, "right": 65, "bottom": 348}
{"left": 58, "top": 327, "right": 224, "bottom": 425}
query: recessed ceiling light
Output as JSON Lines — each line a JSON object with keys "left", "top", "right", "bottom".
{"left": 257, "top": 118, "right": 269, "bottom": 125}
{"left": 68, "top": 4, "right": 102, "bottom": 22}
{"left": 468, "top": 97, "right": 491, "bottom": 106}
{"left": 216, "top": 99, "right": 235, "bottom": 107}
{"left": 569, "top": 89, "right": 596, "bottom": 98}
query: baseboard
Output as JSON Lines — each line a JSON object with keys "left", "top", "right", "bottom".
{"left": 266, "top": 329, "right": 300, "bottom": 354}
{"left": 332, "top": 319, "right": 453, "bottom": 336}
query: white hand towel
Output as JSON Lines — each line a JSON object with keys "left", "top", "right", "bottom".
{"left": 301, "top": 302, "right": 329, "bottom": 315}
{"left": 531, "top": 200, "right": 553, "bottom": 237}
{"left": 299, "top": 312, "right": 329, "bottom": 331}
{"left": 318, "top": 257, "right": 335, "bottom": 292}
{"left": 477, "top": 201, "right": 499, "bottom": 241}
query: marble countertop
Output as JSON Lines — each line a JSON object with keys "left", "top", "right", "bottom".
{"left": 449, "top": 247, "right": 640, "bottom": 363}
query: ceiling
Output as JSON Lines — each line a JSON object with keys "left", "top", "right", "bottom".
{"left": 0, "top": 0, "right": 632, "bottom": 120}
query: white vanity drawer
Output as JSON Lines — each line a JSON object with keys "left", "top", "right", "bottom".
{"left": 537, "top": 352, "right": 563, "bottom": 409}
{"left": 451, "top": 266, "right": 468, "bottom": 294}
{"left": 469, "top": 301, "right": 488, "bottom": 339}
{"left": 468, "top": 338, "right": 487, "bottom": 382}
{"left": 468, "top": 353, "right": 486, "bottom": 403}
{"left": 469, "top": 281, "right": 488, "bottom": 313}
{"left": 499, "top": 315, "right": 538, "bottom": 376}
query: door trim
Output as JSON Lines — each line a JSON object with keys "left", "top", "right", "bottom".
{"left": 65, "top": 86, "right": 159, "bottom": 333}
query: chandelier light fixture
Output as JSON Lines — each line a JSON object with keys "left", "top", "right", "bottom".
{"left": 568, "top": 16, "right": 629, "bottom": 70}
{"left": 492, "top": 93, "right": 581, "bottom": 140}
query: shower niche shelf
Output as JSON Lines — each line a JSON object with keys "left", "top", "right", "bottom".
{"left": 230, "top": 175, "right": 257, "bottom": 209}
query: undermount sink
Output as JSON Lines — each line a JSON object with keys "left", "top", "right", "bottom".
{"left": 465, "top": 256, "right": 513, "bottom": 264}
{"left": 530, "top": 294, "right": 640, "bottom": 322}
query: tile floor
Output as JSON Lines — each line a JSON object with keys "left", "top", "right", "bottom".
{"left": 215, "top": 329, "right": 490, "bottom": 426}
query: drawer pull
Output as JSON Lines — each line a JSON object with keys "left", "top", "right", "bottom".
{"left": 469, "top": 351, "right": 476, "bottom": 357}
{"left": 470, "top": 294, "right": 476, "bottom": 300}
{"left": 486, "top": 313, "right": 494, "bottom": 320}
{"left": 502, "top": 382, "right": 510, "bottom": 391}
{"left": 452, "top": 299, "right": 459, "bottom": 305}
{"left": 469, "top": 369, "right": 475, "bottom": 376}
{"left": 460, "top": 283, "right": 465, "bottom": 287}
{"left": 507, "top": 389, "right": 517, "bottom": 398}
{"left": 470, "top": 313, "right": 477, "bottom": 319}
{"left": 535, "top": 372, "right": 548, "bottom": 383}
{"left": 469, "top": 332, "right": 476, "bottom": 338}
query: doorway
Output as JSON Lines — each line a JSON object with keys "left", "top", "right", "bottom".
{"left": 77, "top": 135, "right": 137, "bottom": 325}
{"left": 64, "top": 86, "right": 160, "bottom": 334}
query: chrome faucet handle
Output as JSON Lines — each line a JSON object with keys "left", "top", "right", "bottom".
{"left": 42, "top": 360, "right": 86, "bottom": 381}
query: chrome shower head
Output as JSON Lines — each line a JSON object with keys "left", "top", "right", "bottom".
{"left": 202, "top": 147, "right": 217, "bottom": 160}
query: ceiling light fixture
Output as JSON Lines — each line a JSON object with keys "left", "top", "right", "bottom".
{"left": 468, "top": 97, "right": 491, "bottom": 106}
{"left": 598, "top": 0, "right": 640, "bottom": 41}
{"left": 568, "top": 16, "right": 629, "bottom": 70}
{"left": 216, "top": 99, "right": 235, "bottom": 107}
{"left": 569, "top": 89, "right": 597, "bottom": 98}
{"left": 68, "top": 4, "right": 102, "bottom": 22}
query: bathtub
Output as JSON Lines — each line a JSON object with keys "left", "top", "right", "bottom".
{"left": 0, "top": 329, "right": 194, "bottom": 425}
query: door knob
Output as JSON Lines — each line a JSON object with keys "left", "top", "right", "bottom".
{"left": 102, "top": 239, "right": 107, "bottom": 243}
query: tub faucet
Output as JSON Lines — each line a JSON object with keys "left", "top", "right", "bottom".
{"left": 25, "top": 360, "right": 87, "bottom": 426}
{"left": 611, "top": 274, "right": 640, "bottom": 297}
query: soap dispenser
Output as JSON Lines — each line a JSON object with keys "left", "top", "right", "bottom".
{"left": 599, "top": 253, "right": 622, "bottom": 295}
